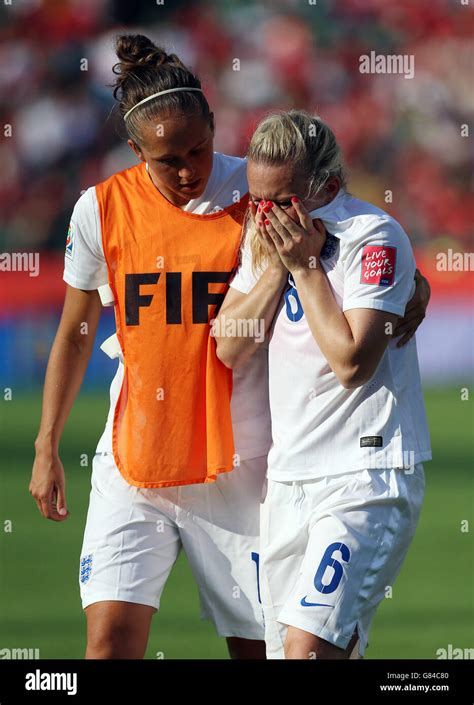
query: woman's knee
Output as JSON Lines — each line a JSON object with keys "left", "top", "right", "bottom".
{"left": 84, "top": 600, "right": 156, "bottom": 658}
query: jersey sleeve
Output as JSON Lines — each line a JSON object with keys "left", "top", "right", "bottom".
{"left": 63, "top": 187, "right": 108, "bottom": 290}
{"left": 342, "top": 219, "right": 416, "bottom": 317}
{"left": 229, "top": 236, "right": 265, "bottom": 294}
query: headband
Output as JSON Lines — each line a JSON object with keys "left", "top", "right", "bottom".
{"left": 123, "top": 87, "right": 204, "bottom": 121}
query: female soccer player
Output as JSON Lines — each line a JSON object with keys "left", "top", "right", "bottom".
{"left": 30, "top": 36, "right": 429, "bottom": 660}
{"left": 30, "top": 33, "right": 268, "bottom": 660}
{"left": 216, "top": 110, "right": 432, "bottom": 659}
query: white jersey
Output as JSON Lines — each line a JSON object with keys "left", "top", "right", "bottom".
{"left": 63, "top": 152, "right": 271, "bottom": 461}
{"left": 230, "top": 189, "right": 432, "bottom": 480}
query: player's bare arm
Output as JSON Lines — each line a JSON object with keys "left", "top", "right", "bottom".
{"left": 214, "top": 199, "right": 288, "bottom": 369}
{"left": 214, "top": 267, "right": 286, "bottom": 369}
{"left": 30, "top": 286, "right": 102, "bottom": 521}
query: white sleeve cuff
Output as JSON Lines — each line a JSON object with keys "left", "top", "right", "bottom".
{"left": 63, "top": 271, "right": 108, "bottom": 291}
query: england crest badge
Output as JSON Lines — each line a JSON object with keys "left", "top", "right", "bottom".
{"left": 80, "top": 554, "right": 93, "bottom": 584}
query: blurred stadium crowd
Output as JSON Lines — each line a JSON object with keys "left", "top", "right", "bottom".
{"left": 0, "top": 0, "right": 472, "bottom": 254}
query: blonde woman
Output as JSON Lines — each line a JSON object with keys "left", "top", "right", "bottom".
{"left": 215, "top": 111, "right": 432, "bottom": 659}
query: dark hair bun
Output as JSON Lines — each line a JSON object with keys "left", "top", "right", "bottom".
{"left": 112, "top": 34, "right": 189, "bottom": 101}
{"left": 115, "top": 34, "right": 167, "bottom": 70}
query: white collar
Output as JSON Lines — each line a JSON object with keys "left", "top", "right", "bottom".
{"left": 307, "top": 189, "right": 354, "bottom": 240}
{"left": 308, "top": 188, "right": 347, "bottom": 221}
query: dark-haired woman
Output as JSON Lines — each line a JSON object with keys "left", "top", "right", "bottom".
{"left": 30, "top": 35, "right": 430, "bottom": 660}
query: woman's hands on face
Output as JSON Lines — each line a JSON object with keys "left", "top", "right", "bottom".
{"left": 259, "top": 198, "right": 327, "bottom": 274}
{"left": 249, "top": 199, "right": 287, "bottom": 275}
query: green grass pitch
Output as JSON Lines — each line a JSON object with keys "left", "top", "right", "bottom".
{"left": 0, "top": 387, "right": 472, "bottom": 659}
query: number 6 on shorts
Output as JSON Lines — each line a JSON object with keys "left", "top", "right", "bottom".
{"left": 314, "top": 542, "right": 351, "bottom": 594}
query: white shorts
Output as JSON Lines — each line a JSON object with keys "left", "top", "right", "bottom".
{"left": 79, "top": 451, "right": 266, "bottom": 640}
{"left": 259, "top": 464, "right": 425, "bottom": 658}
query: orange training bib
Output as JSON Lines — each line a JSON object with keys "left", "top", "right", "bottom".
{"left": 96, "top": 162, "right": 247, "bottom": 488}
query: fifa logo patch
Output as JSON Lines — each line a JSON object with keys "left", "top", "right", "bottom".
{"left": 65, "top": 222, "right": 75, "bottom": 261}
{"left": 80, "top": 554, "right": 93, "bottom": 584}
